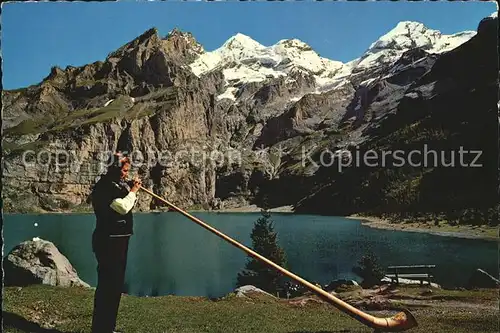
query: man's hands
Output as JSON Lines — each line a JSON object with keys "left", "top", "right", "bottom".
{"left": 130, "top": 176, "right": 142, "bottom": 193}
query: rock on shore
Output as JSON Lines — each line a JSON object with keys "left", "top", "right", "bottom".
{"left": 4, "top": 237, "right": 90, "bottom": 288}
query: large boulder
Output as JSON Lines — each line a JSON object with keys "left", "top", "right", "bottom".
{"left": 4, "top": 237, "right": 90, "bottom": 288}
{"left": 234, "top": 285, "right": 277, "bottom": 299}
{"left": 466, "top": 269, "right": 500, "bottom": 289}
{"left": 324, "top": 279, "right": 360, "bottom": 292}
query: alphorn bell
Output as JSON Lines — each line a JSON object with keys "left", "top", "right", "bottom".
{"left": 139, "top": 185, "right": 418, "bottom": 332}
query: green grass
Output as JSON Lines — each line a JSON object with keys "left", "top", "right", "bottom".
{"left": 391, "top": 285, "right": 498, "bottom": 303}
{"left": 431, "top": 224, "right": 498, "bottom": 239}
{"left": 5, "top": 94, "right": 155, "bottom": 139}
{"left": 2, "top": 140, "right": 50, "bottom": 158}
{"left": 137, "top": 86, "right": 178, "bottom": 103}
{"left": 355, "top": 213, "right": 498, "bottom": 240}
{"left": 3, "top": 285, "right": 498, "bottom": 333}
{"left": 396, "top": 220, "right": 498, "bottom": 239}
{"left": 48, "top": 107, "right": 100, "bottom": 131}
{"left": 3, "top": 285, "right": 362, "bottom": 333}
{"left": 123, "top": 103, "right": 155, "bottom": 121}
{"left": 4, "top": 119, "right": 47, "bottom": 136}
{"left": 49, "top": 96, "right": 155, "bottom": 131}
{"left": 79, "top": 96, "right": 129, "bottom": 126}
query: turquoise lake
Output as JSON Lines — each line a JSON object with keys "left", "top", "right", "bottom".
{"left": 3, "top": 212, "right": 498, "bottom": 298}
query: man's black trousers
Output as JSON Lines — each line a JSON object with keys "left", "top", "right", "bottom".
{"left": 91, "top": 234, "right": 130, "bottom": 333}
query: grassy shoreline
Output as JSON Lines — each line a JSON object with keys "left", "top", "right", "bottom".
{"left": 3, "top": 284, "right": 498, "bottom": 333}
{"left": 346, "top": 214, "right": 498, "bottom": 241}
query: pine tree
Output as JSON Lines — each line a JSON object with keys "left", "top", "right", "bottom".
{"left": 236, "top": 209, "right": 287, "bottom": 295}
{"left": 352, "top": 253, "right": 385, "bottom": 288}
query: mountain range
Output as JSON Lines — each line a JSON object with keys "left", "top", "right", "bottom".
{"left": 2, "top": 16, "right": 498, "bottom": 224}
{"left": 190, "top": 21, "right": 475, "bottom": 100}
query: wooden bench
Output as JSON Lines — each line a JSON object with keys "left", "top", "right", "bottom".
{"left": 385, "top": 265, "right": 436, "bottom": 285}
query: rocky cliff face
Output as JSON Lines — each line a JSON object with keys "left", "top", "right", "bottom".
{"left": 2, "top": 18, "right": 497, "bottom": 219}
{"left": 293, "top": 16, "right": 499, "bottom": 218}
{"left": 3, "top": 27, "right": 224, "bottom": 212}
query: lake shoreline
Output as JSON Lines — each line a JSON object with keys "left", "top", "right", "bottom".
{"left": 4, "top": 205, "right": 295, "bottom": 215}
{"left": 5, "top": 207, "right": 497, "bottom": 242}
{"left": 210, "top": 205, "right": 294, "bottom": 213}
{"left": 346, "top": 214, "right": 498, "bottom": 241}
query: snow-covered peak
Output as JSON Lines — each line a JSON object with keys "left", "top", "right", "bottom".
{"left": 189, "top": 20, "right": 476, "bottom": 101}
{"left": 369, "top": 21, "right": 431, "bottom": 51}
{"left": 190, "top": 33, "right": 277, "bottom": 77}
{"left": 368, "top": 20, "right": 475, "bottom": 53}
{"left": 272, "top": 39, "right": 343, "bottom": 74}
{"left": 190, "top": 33, "right": 346, "bottom": 99}
{"left": 276, "top": 38, "right": 313, "bottom": 51}
{"left": 222, "top": 33, "right": 265, "bottom": 50}
{"left": 354, "top": 21, "right": 476, "bottom": 70}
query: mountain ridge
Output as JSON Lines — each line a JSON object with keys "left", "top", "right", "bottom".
{"left": 2, "top": 16, "right": 497, "bottom": 224}
{"left": 189, "top": 20, "right": 475, "bottom": 101}
{"left": 5, "top": 20, "right": 474, "bottom": 95}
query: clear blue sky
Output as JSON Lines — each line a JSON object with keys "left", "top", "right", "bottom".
{"left": 2, "top": 1, "right": 497, "bottom": 90}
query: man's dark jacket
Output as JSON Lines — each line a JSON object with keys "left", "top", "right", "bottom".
{"left": 91, "top": 174, "right": 135, "bottom": 239}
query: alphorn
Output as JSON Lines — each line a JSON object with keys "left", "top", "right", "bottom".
{"left": 140, "top": 185, "right": 418, "bottom": 332}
